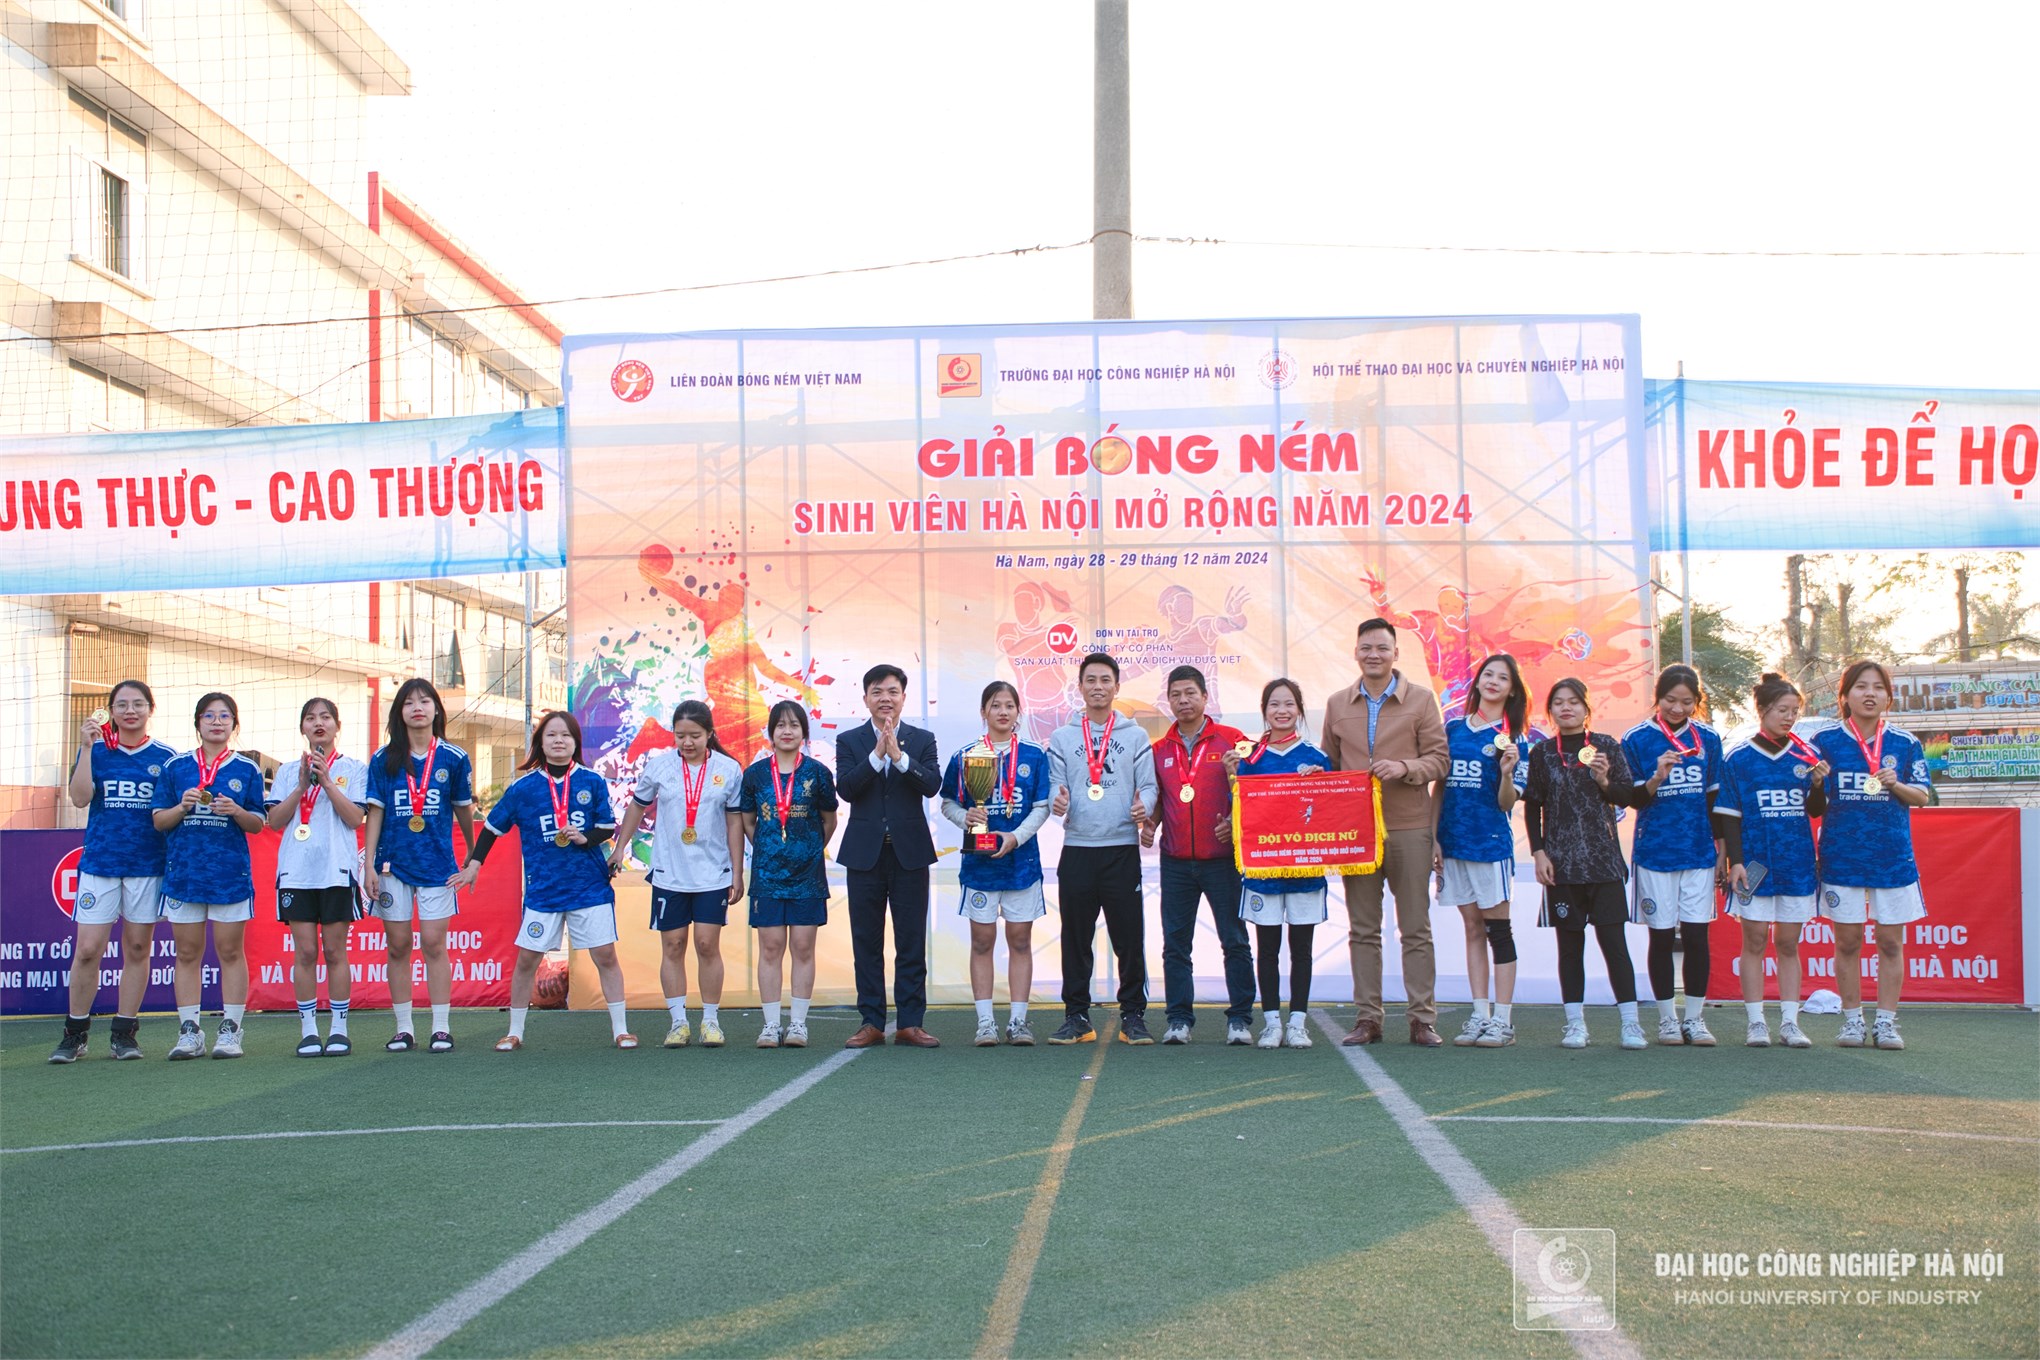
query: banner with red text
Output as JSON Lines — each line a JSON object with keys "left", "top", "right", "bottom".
{"left": 0, "top": 408, "right": 563, "bottom": 591}
{"left": 1646, "top": 379, "right": 2039, "bottom": 551}
{"left": 1233, "top": 771, "right": 1383, "bottom": 876}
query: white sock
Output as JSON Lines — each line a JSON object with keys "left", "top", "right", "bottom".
{"left": 1657, "top": 998, "right": 1678, "bottom": 1021}
{"left": 298, "top": 1000, "right": 318, "bottom": 1036}
{"left": 666, "top": 995, "right": 688, "bottom": 1024}
{"left": 1263, "top": 1012, "right": 1282, "bottom": 1029}
{"left": 608, "top": 1001, "right": 628, "bottom": 1037}
{"left": 1011, "top": 1000, "right": 1028, "bottom": 1023}
{"left": 975, "top": 999, "right": 994, "bottom": 1023}
{"left": 791, "top": 997, "right": 811, "bottom": 1025}
{"left": 330, "top": 999, "right": 349, "bottom": 1035}
{"left": 702, "top": 1003, "right": 720, "bottom": 1024}
{"left": 1495, "top": 1003, "right": 1512, "bottom": 1023}
{"left": 1564, "top": 1002, "right": 1584, "bottom": 1023}
{"left": 1746, "top": 1002, "right": 1765, "bottom": 1023}
{"left": 1875, "top": 1008, "right": 1897, "bottom": 1025}
{"left": 1685, "top": 997, "right": 1706, "bottom": 1022}
{"left": 224, "top": 1003, "right": 246, "bottom": 1026}
{"left": 1845, "top": 1006, "right": 1863, "bottom": 1022}
{"left": 1617, "top": 1001, "right": 1639, "bottom": 1024}
{"left": 392, "top": 1001, "right": 414, "bottom": 1034}
{"left": 1287, "top": 1012, "right": 1307, "bottom": 1028}
{"left": 1472, "top": 998, "right": 1491, "bottom": 1021}
{"left": 762, "top": 1001, "right": 781, "bottom": 1026}
{"left": 178, "top": 1004, "right": 200, "bottom": 1026}
{"left": 1781, "top": 1000, "right": 1800, "bottom": 1024}
{"left": 507, "top": 1007, "right": 527, "bottom": 1039}
{"left": 431, "top": 1003, "right": 450, "bottom": 1034}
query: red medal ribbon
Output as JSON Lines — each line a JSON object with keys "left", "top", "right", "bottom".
{"left": 1177, "top": 721, "right": 1214, "bottom": 782}
{"left": 548, "top": 768, "right": 575, "bottom": 841}
{"left": 403, "top": 739, "right": 439, "bottom": 827}
{"left": 100, "top": 718, "right": 118, "bottom": 752}
{"left": 1244, "top": 730, "right": 1278, "bottom": 766}
{"left": 297, "top": 749, "right": 334, "bottom": 830}
{"left": 1845, "top": 716, "right": 1884, "bottom": 772}
{"left": 1081, "top": 712, "right": 1116, "bottom": 787}
{"left": 679, "top": 756, "right": 708, "bottom": 835}
{"left": 1785, "top": 732, "right": 1824, "bottom": 767}
{"left": 1655, "top": 715, "right": 1699, "bottom": 759}
{"left": 1566, "top": 729, "right": 1594, "bottom": 769}
{"left": 195, "top": 746, "right": 233, "bottom": 795}
{"left": 770, "top": 756, "right": 799, "bottom": 826}
{"left": 984, "top": 735, "right": 1020, "bottom": 807}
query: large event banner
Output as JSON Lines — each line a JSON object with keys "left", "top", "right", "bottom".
{"left": 564, "top": 316, "right": 1651, "bottom": 1006}
{"left": 1645, "top": 378, "right": 2039, "bottom": 552}
{"left": 0, "top": 408, "right": 564, "bottom": 591}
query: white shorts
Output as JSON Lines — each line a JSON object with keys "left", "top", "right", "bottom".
{"left": 1439, "top": 858, "right": 1512, "bottom": 911}
{"left": 960, "top": 883, "right": 1046, "bottom": 924}
{"left": 371, "top": 878, "right": 459, "bottom": 923}
{"left": 1821, "top": 882, "right": 1927, "bottom": 926}
{"left": 163, "top": 898, "right": 253, "bottom": 925}
{"left": 517, "top": 903, "right": 619, "bottom": 953}
{"left": 1240, "top": 883, "right": 1329, "bottom": 926}
{"left": 1632, "top": 866, "right": 1717, "bottom": 928}
{"left": 74, "top": 874, "right": 164, "bottom": 926}
{"left": 1732, "top": 893, "right": 1819, "bottom": 924}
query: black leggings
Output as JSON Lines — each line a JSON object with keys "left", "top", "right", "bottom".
{"left": 1647, "top": 923, "right": 1712, "bottom": 1002}
{"left": 1255, "top": 923, "right": 1315, "bottom": 1014}
{"left": 1557, "top": 918, "right": 1637, "bottom": 1004}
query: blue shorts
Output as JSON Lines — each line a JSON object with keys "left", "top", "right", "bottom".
{"left": 750, "top": 896, "right": 828, "bottom": 928}
{"left": 651, "top": 887, "right": 730, "bottom": 931}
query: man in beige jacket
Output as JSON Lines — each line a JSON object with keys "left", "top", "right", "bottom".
{"left": 1322, "top": 617, "right": 1451, "bottom": 1046}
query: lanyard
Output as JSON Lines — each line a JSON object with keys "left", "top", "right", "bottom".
{"left": 989, "top": 735, "right": 1018, "bottom": 805}
{"left": 1785, "top": 732, "right": 1824, "bottom": 766}
{"left": 1081, "top": 713, "right": 1116, "bottom": 789}
{"left": 548, "top": 768, "right": 575, "bottom": 845}
{"left": 404, "top": 739, "right": 439, "bottom": 822}
{"left": 195, "top": 746, "right": 232, "bottom": 802}
{"left": 1655, "top": 715, "right": 1698, "bottom": 759}
{"left": 1845, "top": 716, "right": 1885, "bottom": 772}
{"left": 679, "top": 756, "right": 709, "bottom": 833}
{"left": 770, "top": 756, "right": 799, "bottom": 825}
{"left": 296, "top": 750, "right": 335, "bottom": 832}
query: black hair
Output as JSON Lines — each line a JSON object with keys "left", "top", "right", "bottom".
{"left": 1260, "top": 677, "right": 1306, "bottom": 715}
{"left": 1165, "top": 665, "right": 1207, "bottom": 695}
{"left": 1470, "top": 652, "right": 1530, "bottom": 739}
{"left": 1078, "top": 651, "right": 1120, "bottom": 681}
{"left": 669, "top": 699, "right": 731, "bottom": 759}
{"left": 1655, "top": 663, "right": 1705, "bottom": 710}
{"left": 521, "top": 710, "right": 584, "bottom": 770}
{"left": 979, "top": 680, "right": 1021, "bottom": 711}
{"left": 383, "top": 677, "right": 448, "bottom": 774}
{"left": 862, "top": 663, "right": 909, "bottom": 692}
{"left": 1839, "top": 659, "right": 1895, "bottom": 711}
{"left": 108, "top": 679, "right": 154, "bottom": 710}
{"left": 766, "top": 699, "right": 810, "bottom": 742}
{"left": 192, "top": 691, "right": 239, "bottom": 732}
{"left": 1545, "top": 676, "right": 1591, "bottom": 719}
{"left": 299, "top": 696, "right": 340, "bottom": 726}
{"left": 1753, "top": 671, "right": 1801, "bottom": 713}
{"left": 1356, "top": 617, "right": 1397, "bottom": 642}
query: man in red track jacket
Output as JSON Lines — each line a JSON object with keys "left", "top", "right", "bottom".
{"left": 1143, "top": 665, "right": 1256, "bottom": 1044}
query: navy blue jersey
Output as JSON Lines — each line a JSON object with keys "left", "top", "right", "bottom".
{"left": 738, "top": 755, "right": 838, "bottom": 901}
{"left": 1436, "top": 718, "right": 1529, "bottom": 863}
{"left": 363, "top": 741, "right": 474, "bottom": 886}
{"left": 1237, "top": 737, "right": 1332, "bottom": 894}
{"left": 1621, "top": 719, "right": 1725, "bottom": 872}
{"left": 943, "top": 739, "right": 1051, "bottom": 892}
{"left": 1812, "top": 722, "right": 1927, "bottom": 888}
{"left": 152, "top": 750, "right": 263, "bottom": 904}
{"left": 80, "top": 738, "right": 175, "bottom": 877}
{"left": 1716, "top": 739, "right": 1821, "bottom": 898}
{"left": 485, "top": 766, "right": 616, "bottom": 913}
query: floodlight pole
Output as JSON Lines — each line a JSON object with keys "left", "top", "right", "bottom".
{"left": 1093, "top": 0, "right": 1132, "bottom": 319}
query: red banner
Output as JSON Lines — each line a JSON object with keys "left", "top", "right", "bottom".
{"left": 1709, "top": 807, "right": 2024, "bottom": 1003}
{"left": 1232, "top": 770, "right": 1383, "bottom": 877}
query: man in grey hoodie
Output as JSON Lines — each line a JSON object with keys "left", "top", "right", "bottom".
{"left": 1044, "top": 652, "right": 1159, "bottom": 1044}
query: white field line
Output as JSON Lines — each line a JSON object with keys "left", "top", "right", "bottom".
{"left": 2, "top": 1120, "right": 727, "bottom": 1156}
{"left": 1311, "top": 1010, "right": 1641, "bottom": 1360}
{"left": 1435, "top": 1115, "right": 2039, "bottom": 1145}
{"left": 363, "top": 1047, "right": 863, "bottom": 1360}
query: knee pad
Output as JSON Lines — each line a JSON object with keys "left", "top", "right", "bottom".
{"left": 1484, "top": 919, "right": 1518, "bottom": 965}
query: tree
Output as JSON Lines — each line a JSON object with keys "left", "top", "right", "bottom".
{"left": 1925, "top": 586, "right": 2039, "bottom": 660}
{"left": 1659, "top": 604, "right": 1767, "bottom": 719}
{"left": 1780, "top": 553, "right": 1904, "bottom": 681}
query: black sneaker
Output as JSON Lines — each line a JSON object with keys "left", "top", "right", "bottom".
{"left": 1118, "top": 1014, "right": 1155, "bottom": 1045}
{"left": 109, "top": 1022, "right": 143, "bottom": 1061}
{"left": 48, "top": 1025, "right": 88, "bottom": 1064}
{"left": 296, "top": 1033, "right": 325, "bottom": 1057}
{"left": 1047, "top": 1015, "right": 1097, "bottom": 1045}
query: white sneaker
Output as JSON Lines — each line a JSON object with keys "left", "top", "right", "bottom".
{"left": 783, "top": 1023, "right": 809, "bottom": 1048}
{"left": 1836, "top": 1015, "right": 1867, "bottom": 1048}
{"left": 663, "top": 1020, "right": 691, "bottom": 1049}
{"left": 1746, "top": 1020, "right": 1771, "bottom": 1048}
{"left": 1161, "top": 1022, "right": 1192, "bottom": 1045}
{"left": 1657, "top": 1014, "right": 1686, "bottom": 1045}
{"left": 1257, "top": 1017, "right": 1283, "bottom": 1049}
{"left": 1620, "top": 1019, "right": 1648, "bottom": 1050}
{"left": 1560, "top": 1019, "right": 1589, "bottom": 1049}
{"left": 699, "top": 1019, "right": 726, "bottom": 1048}
{"left": 1779, "top": 1020, "right": 1812, "bottom": 1049}
{"left": 168, "top": 1019, "right": 206, "bottom": 1060}
{"left": 756, "top": 1023, "right": 781, "bottom": 1049}
{"left": 1684, "top": 1015, "right": 1717, "bottom": 1047}
{"left": 1284, "top": 1016, "right": 1312, "bottom": 1050}
{"left": 974, "top": 1018, "right": 1001, "bottom": 1047}
{"left": 1474, "top": 1018, "right": 1515, "bottom": 1048}
{"left": 1453, "top": 1014, "right": 1487, "bottom": 1047}
{"left": 1873, "top": 1018, "right": 1905, "bottom": 1050}
{"left": 212, "top": 1019, "right": 244, "bottom": 1059}
{"left": 1226, "top": 1020, "right": 1253, "bottom": 1045}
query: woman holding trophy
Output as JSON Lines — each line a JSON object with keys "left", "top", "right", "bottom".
{"left": 940, "top": 681, "right": 1052, "bottom": 1047}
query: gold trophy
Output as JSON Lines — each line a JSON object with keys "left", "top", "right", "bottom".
{"left": 961, "top": 742, "right": 1002, "bottom": 854}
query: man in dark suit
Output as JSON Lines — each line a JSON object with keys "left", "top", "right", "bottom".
{"left": 834, "top": 663, "right": 943, "bottom": 1048}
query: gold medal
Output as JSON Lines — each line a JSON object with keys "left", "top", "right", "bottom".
{"left": 553, "top": 831, "right": 571, "bottom": 847}
{"left": 197, "top": 789, "right": 214, "bottom": 806}
{"left": 680, "top": 826, "right": 698, "bottom": 844}
{"left": 1178, "top": 784, "right": 1196, "bottom": 803}
{"left": 407, "top": 814, "right": 426, "bottom": 832}
{"left": 293, "top": 824, "right": 311, "bottom": 841}
{"left": 1232, "top": 740, "right": 1252, "bottom": 759}
{"left": 1087, "top": 783, "right": 1105, "bottom": 801}
{"left": 89, "top": 707, "right": 110, "bottom": 726}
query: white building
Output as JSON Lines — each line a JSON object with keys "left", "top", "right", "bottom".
{"left": 1, "top": 0, "right": 565, "bottom": 825}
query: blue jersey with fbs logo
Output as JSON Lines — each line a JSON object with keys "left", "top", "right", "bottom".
{"left": 1436, "top": 718, "right": 1530, "bottom": 863}
{"left": 1236, "top": 738, "right": 1331, "bottom": 895}
{"left": 81, "top": 738, "right": 175, "bottom": 877}
{"left": 363, "top": 741, "right": 474, "bottom": 886}
{"left": 152, "top": 751, "right": 264, "bottom": 903}
{"left": 1715, "top": 739, "right": 1821, "bottom": 897}
{"left": 1811, "top": 722, "right": 1927, "bottom": 889}
{"left": 1621, "top": 719, "right": 1724, "bottom": 872}
{"left": 942, "top": 738, "right": 1052, "bottom": 892}
{"left": 484, "top": 765, "right": 616, "bottom": 913}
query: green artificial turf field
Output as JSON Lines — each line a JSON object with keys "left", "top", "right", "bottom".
{"left": 3, "top": 1004, "right": 2035, "bottom": 1359}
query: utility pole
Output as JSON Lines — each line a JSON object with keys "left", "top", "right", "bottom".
{"left": 1093, "top": 0, "right": 1131, "bottom": 319}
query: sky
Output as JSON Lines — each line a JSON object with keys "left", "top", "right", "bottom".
{"left": 350, "top": 0, "right": 2037, "bottom": 660}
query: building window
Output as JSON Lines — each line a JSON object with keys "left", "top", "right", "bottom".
{"left": 69, "top": 360, "right": 145, "bottom": 433}
{"left": 478, "top": 366, "right": 531, "bottom": 413}
{"left": 95, "top": 167, "right": 130, "bottom": 276}
{"left": 69, "top": 89, "right": 146, "bottom": 283}
{"left": 400, "top": 317, "right": 462, "bottom": 418}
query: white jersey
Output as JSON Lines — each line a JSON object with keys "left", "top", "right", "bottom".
{"left": 266, "top": 753, "right": 370, "bottom": 890}
{"left": 632, "top": 749, "right": 744, "bottom": 892}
